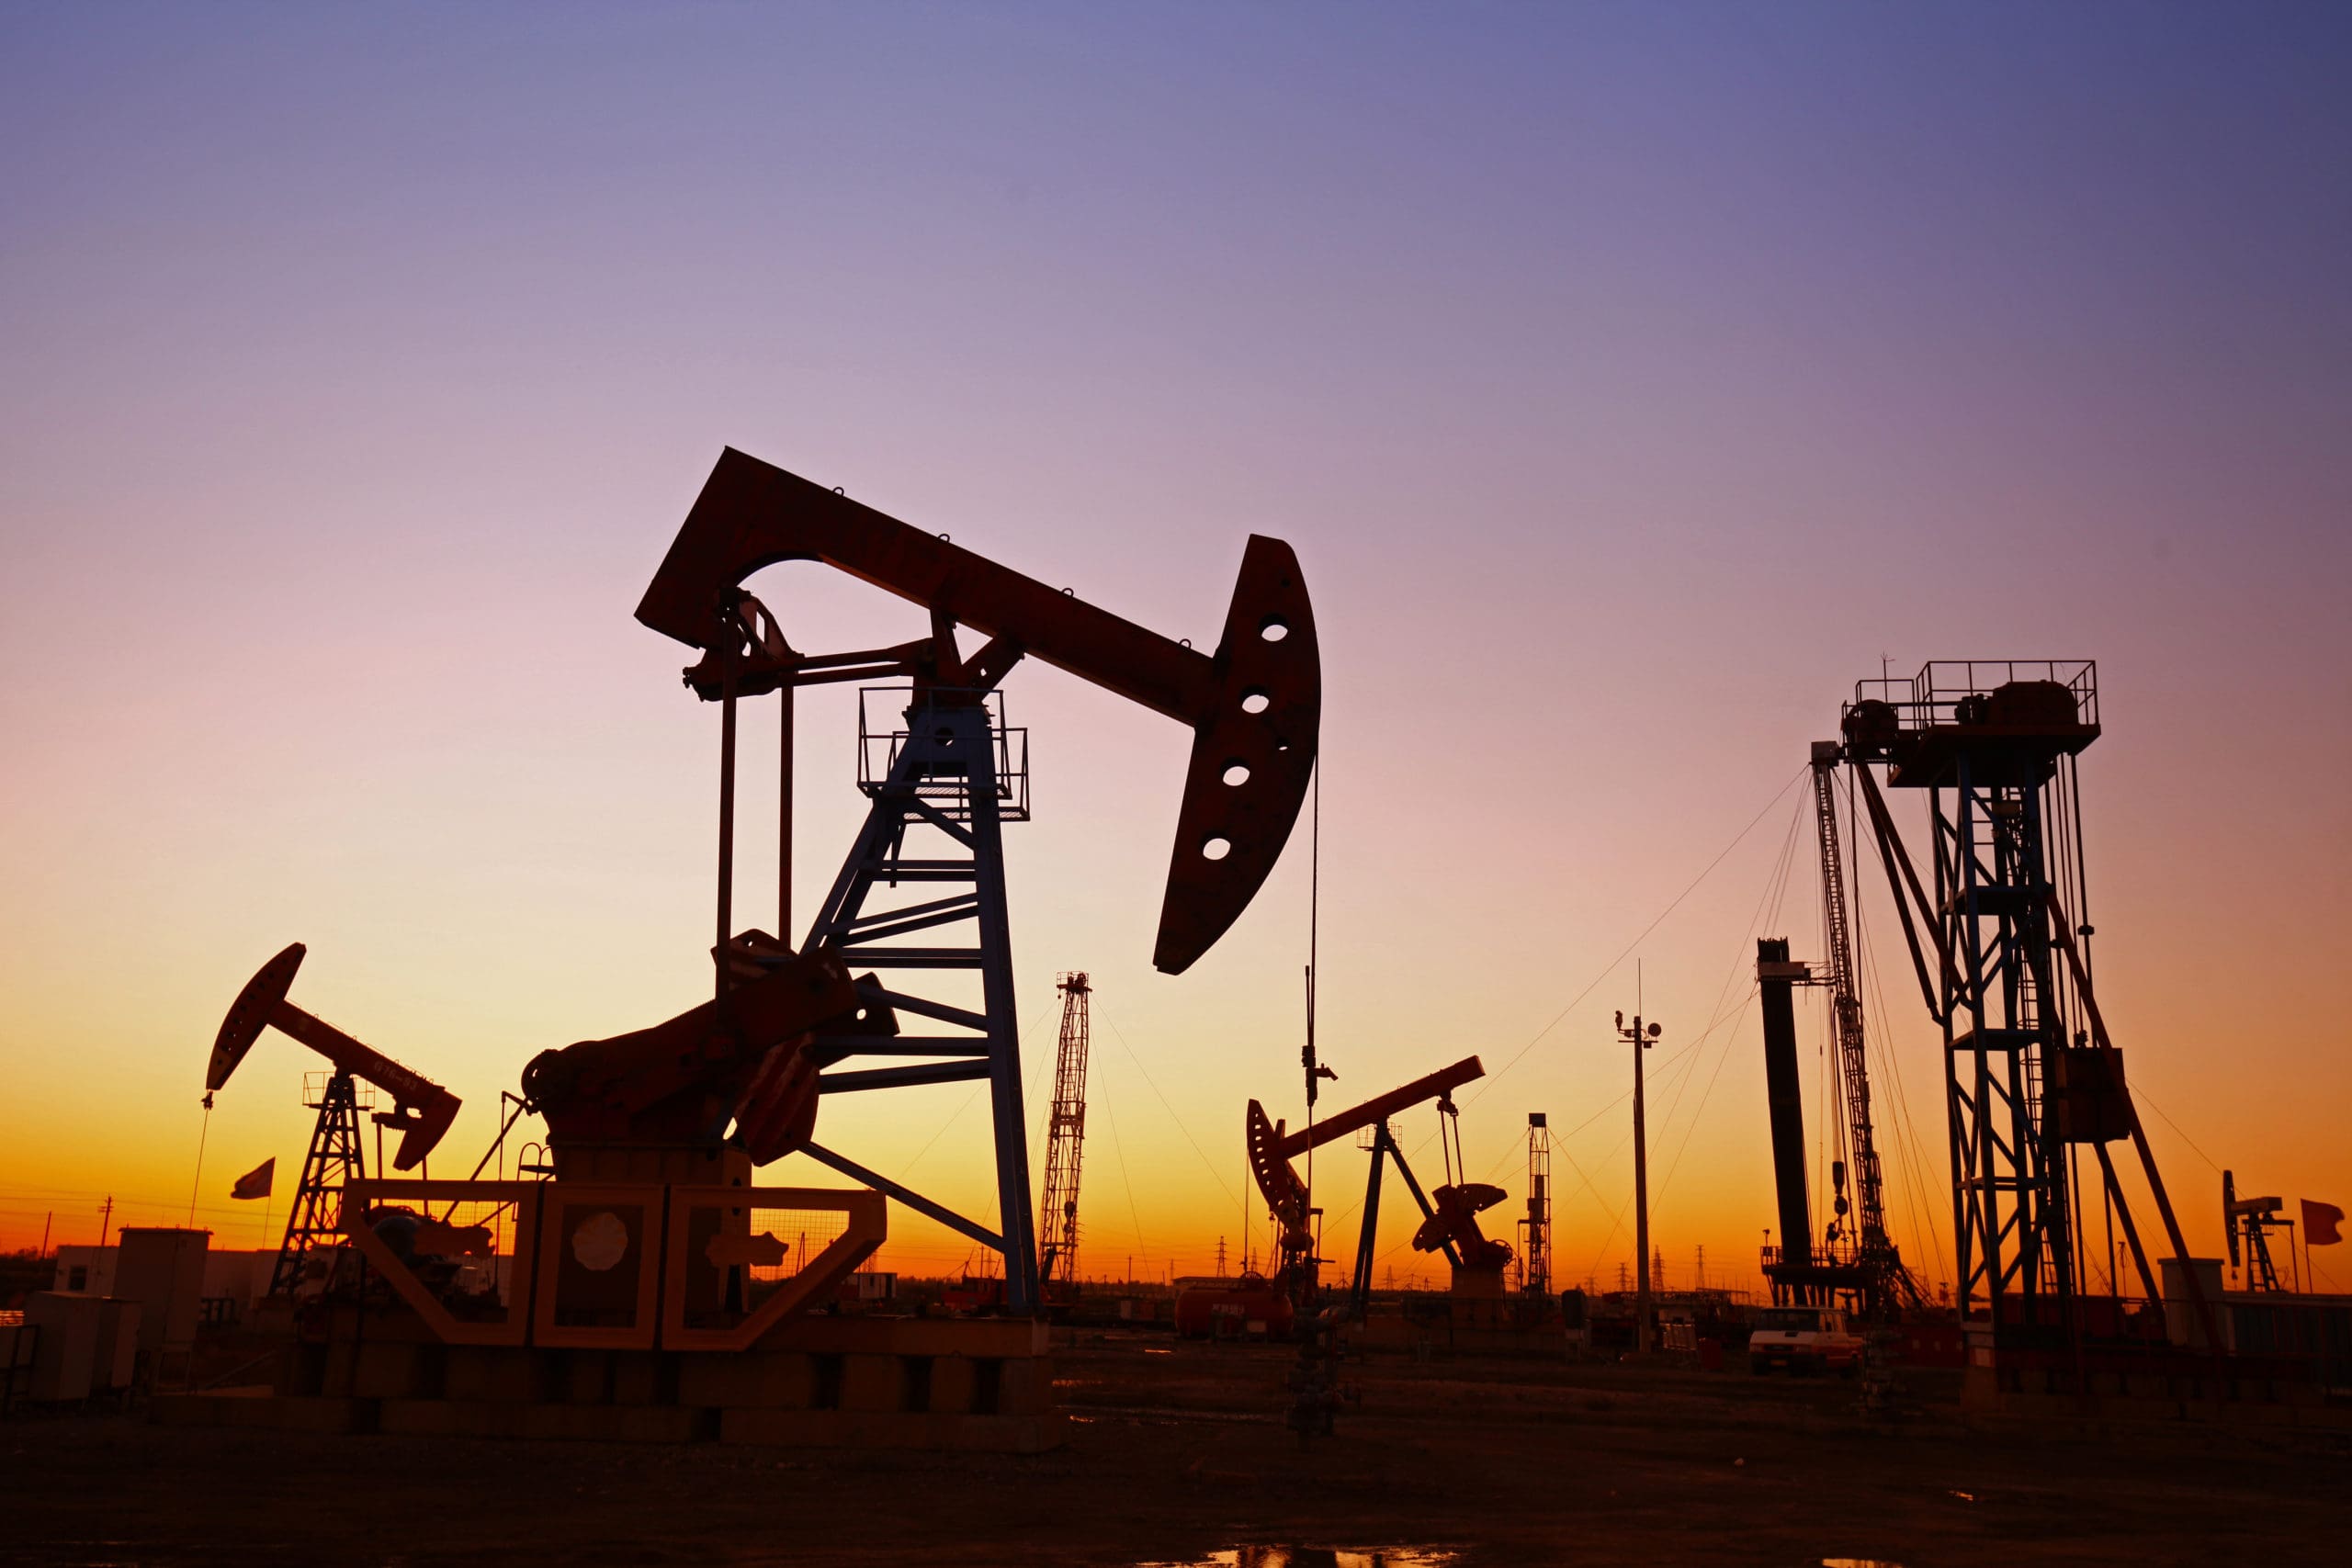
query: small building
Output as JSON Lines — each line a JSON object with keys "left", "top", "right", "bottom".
{"left": 51, "top": 1244, "right": 277, "bottom": 1324}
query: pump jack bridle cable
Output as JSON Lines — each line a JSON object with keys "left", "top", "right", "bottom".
{"left": 187, "top": 1093, "right": 214, "bottom": 1226}
{"left": 1302, "top": 760, "right": 1322, "bottom": 1281}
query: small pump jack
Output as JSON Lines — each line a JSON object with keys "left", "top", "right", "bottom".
{"left": 1246, "top": 1055, "right": 1512, "bottom": 1315}
{"left": 208, "top": 942, "right": 464, "bottom": 1292}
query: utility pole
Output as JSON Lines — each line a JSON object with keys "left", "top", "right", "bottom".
{"left": 1618, "top": 1009, "right": 1662, "bottom": 1353}
{"left": 97, "top": 1194, "right": 115, "bottom": 1249}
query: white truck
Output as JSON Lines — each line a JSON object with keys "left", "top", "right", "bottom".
{"left": 1747, "top": 1304, "right": 1865, "bottom": 1376}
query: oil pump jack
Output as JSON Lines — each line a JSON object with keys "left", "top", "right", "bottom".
{"left": 207, "top": 942, "right": 462, "bottom": 1295}
{"left": 1754, "top": 746, "right": 1925, "bottom": 1319}
{"left": 602, "top": 448, "right": 1321, "bottom": 1314}
{"left": 1247, "top": 1055, "right": 1512, "bottom": 1315}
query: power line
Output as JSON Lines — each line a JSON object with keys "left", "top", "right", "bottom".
{"left": 1461, "top": 762, "right": 1814, "bottom": 1109}
{"left": 1095, "top": 1008, "right": 1239, "bottom": 1209}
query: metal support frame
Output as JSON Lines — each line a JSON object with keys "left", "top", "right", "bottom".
{"left": 796, "top": 694, "right": 1040, "bottom": 1313}
{"left": 1842, "top": 660, "right": 2214, "bottom": 1353}
{"left": 272, "top": 1069, "right": 368, "bottom": 1296}
{"left": 1344, "top": 1121, "right": 1452, "bottom": 1318}
{"left": 1932, "top": 753, "right": 2078, "bottom": 1315}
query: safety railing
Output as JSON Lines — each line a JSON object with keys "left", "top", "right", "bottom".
{"left": 857, "top": 686, "right": 1031, "bottom": 822}
{"left": 1848, "top": 660, "right": 2098, "bottom": 735}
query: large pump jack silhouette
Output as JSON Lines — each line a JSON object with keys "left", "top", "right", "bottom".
{"left": 561, "top": 449, "right": 1325, "bottom": 1313}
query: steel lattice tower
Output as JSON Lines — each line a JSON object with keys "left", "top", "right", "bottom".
{"left": 270, "top": 1069, "right": 369, "bottom": 1296}
{"left": 794, "top": 692, "right": 1041, "bottom": 1312}
{"left": 1842, "top": 660, "right": 2217, "bottom": 1362}
{"left": 1846, "top": 665, "right": 2093, "bottom": 1318}
{"left": 1519, "top": 1111, "right": 1552, "bottom": 1297}
{"left": 1037, "top": 973, "right": 1091, "bottom": 1286}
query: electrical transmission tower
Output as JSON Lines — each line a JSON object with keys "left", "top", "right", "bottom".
{"left": 271, "top": 1070, "right": 371, "bottom": 1296}
{"left": 1036, "top": 973, "right": 1091, "bottom": 1288}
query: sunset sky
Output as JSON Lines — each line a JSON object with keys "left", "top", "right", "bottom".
{"left": 4, "top": 5, "right": 2346, "bottom": 1294}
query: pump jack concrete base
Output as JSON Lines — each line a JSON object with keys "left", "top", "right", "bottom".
{"left": 153, "top": 1314, "right": 1063, "bottom": 1453}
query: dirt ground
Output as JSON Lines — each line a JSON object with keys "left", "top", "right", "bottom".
{"left": 2, "top": 1330, "right": 2343, "bottom": 1566}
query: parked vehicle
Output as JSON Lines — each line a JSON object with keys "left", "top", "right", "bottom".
{"left": 1747, "top": 1304, "right": 1864, "bottom": 1376}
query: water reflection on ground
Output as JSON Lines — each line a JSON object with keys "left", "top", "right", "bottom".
{"left": 1139, "top": 1550, "right": 1458, "bottom": 1568}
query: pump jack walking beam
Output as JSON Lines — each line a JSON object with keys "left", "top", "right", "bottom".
{"left": 210, "top": 943, "right": 460, "bottom": 1171}
{"left": 637, "top": 447, "right": 1320, "bottom": 976}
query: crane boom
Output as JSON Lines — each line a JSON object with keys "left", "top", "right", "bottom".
{"left": 1812, "top": 748, "right": 1888, "bottom": 1247}
{"left": 1810, "top": 743, "right": 1924, "bottom": 1312}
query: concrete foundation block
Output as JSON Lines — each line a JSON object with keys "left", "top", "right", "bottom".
{"left": 562, "top": 1351, "right": 612, "bottom": 1404}
{"left": 998, "top": 1356, "right": 1054, "bottom": 1416}
{"left": 678, "top": 1349, "right": 815, "bottom": 1408}
{"left": 611, "top": 1352, "right": 662, "bottom": 1406}
{"left": 930, "top": 1355, "right": 977, "bottom": 1414}
{"left": 841, "top": 1352, "right": 908, "bottom": 1413}
{"left": 153, "top": 1393, "right": 374, "bottom": 1434}
{"left": 351, "top": 1342, "right": 424, "bottom": 1400}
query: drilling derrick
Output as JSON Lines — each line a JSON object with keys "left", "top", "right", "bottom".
{"left": 1037, "top": 973, "right": 1091, "bottom": 1290}
{"left": 1518, "top": 1112, "right": 1553, "bottom": 1298}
